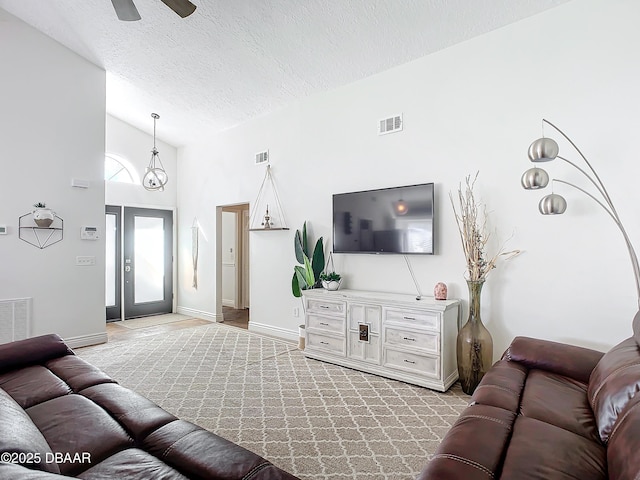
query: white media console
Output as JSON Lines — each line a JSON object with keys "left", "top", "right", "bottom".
{"left": 302, "top": 289, "right": 461, "bottom": 392}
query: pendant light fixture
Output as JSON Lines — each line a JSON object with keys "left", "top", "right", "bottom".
{"left": 143, "top": 113, "right": 168, "bottom": 191}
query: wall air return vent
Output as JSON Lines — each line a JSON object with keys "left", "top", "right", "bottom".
{"left": 255, "top": 150, "right": 269, "bottom": 165}
{"left": 0, "top": 297, "right": 32, "bottom": 344}
{"left": 378, "top": 114, "right": 403, "bottom": 135}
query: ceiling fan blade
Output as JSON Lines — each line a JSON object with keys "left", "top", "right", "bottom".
{"left": 111, "top": 0, "right": 141, "bottom": 21}
{"left": 160, "top": 0, "right": 197, "bottom": 18}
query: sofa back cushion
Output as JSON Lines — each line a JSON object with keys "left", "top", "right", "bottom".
{"left": 0, "top": 334, "right": 73, "bottom": 374}
{"left": 587, "top": 336, "right": 640, "bottom": 443}
{"left": 0, "top": 388, "right": 59, "bottom": 474}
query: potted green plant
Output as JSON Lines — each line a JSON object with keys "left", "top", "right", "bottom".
{"left": 319, "top": 271, "right": 342, "bottom": 291}
{"left": 32, "top": 202, "right": 55, "bottom": 228}
{"left": 291, "top": 221, "right": 324, "bottom": 297}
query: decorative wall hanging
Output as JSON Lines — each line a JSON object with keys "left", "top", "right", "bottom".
{"left": 249, "top": 164, "right": 289, "bottom": 231}
{"left": 191, "top": 218, "right": 199, "bottom": 289}
{"left": 143, "top": 113, "right": 168, "bottom": 192}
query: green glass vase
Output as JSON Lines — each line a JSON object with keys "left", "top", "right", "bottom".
{"left": 457, "top": 280, "right": 493, "bottom": 395}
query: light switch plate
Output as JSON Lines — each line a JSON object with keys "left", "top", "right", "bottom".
{"left": 76, "top": 256, "right": 96, "bottom": 266}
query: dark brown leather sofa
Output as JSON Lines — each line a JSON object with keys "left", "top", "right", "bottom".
{"left": 0, "top": 334, "right": 298, "bottom": 479}
{"left": 419, "top": 318, "right": 640, "bottom": 480}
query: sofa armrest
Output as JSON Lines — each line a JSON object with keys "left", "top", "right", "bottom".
{"left": 0, "top": 334, "right": 73, "bottom": 374}
{"left": 505, "top": 336, "right": 604, "bottom": 384}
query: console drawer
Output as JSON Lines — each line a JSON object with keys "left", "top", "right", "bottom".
{"left": 306, "top": 298, "right": 346, "bottom": 316}
{"left": 384, "top": 348, "right": 440, "bottom": 379}
{"left": 385, "top": 327, "right": 439, "bottom": 354}
{"left": 307, "top": 332, "right": 346, "bottom": 355}
{"left": 308, "top": 313, "right": 345, "bottom": 334}
{"left": 385, "top": 308, "right": 440, "bottom": 330}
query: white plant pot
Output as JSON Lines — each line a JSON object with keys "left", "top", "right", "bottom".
{"left": 322, "top": 279, "right": 342, "bottom": 291}
{"left": 33, "top": 208, "right": 55, "bottom": 228}
{"left": 298, "top": 324, "right": 306, "bottom": 350}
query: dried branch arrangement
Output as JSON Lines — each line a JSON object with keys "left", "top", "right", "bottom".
{"left": 450, "top": 173, "right": 520, "bottom": 282}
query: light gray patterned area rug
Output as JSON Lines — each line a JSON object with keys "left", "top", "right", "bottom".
{"left": 77, "top": 323, "right": 469, "bottom": 479}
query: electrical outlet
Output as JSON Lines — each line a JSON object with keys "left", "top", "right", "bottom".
{"left": 76, "top": 256, "right": 96, "bottom": 266}
{"left": 293, "top": 307, "right": 300, "bottom": 318}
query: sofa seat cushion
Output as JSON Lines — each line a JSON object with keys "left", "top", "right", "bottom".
{"left": 78, "top": 448, "right": 189, "bottom": 480}
{"left": 144, "top": 420, "right": 279, "bottom": 480}
{"left": 520, "top": 370, "right": 599, "bottom": 442}
{"left": 587, "top": 337, "right": 640, "bottom": 443}
{"left": 470, "top": 359, "right": 527, "bottom": 412}
{"left": 418, "top": 403, "right": 516, "bottom": 479}
{"left": 80, "top": 383, "right": 177, "bottom": 441}
{"left": 501, "top": 416, "right": 606, "bottom": 479}
{"left": 27, "top": 394, "right": 133, "bottom": 476}
{"left": 0, "top": 388, "right": 59, "bottom": 474}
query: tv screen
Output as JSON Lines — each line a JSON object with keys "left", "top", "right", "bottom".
{"left": 332, "top": 183, "right": 435, "bottom": 254}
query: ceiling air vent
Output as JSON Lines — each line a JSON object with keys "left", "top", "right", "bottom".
{"left": 255, "top": 150, "right": 269, "bottom": 165}
{"left": 378, "top": 114, "right": 403, "bottom": 135}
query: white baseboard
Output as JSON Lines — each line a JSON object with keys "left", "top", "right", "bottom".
{"left": 177, "top": 306, "right": 221, "bottom": 323}
{"left": 248, "top": 322, "right": 298, "bottom": 342}
{"left": 65, "top": 332, "right": 108, "bottom": 349}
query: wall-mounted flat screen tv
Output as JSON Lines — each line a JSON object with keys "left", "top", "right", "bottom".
{"left": 332, "top": 183, "right": 435, "bottom": 254}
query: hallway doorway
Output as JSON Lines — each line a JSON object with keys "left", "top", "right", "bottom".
{"left": 219, "top": 203, "right": 250, "bottom": 328}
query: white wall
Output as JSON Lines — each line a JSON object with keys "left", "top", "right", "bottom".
{"left": 0, "top": 9, "right": 106, "bottom": 346}
{"left": 177, "top": 0, "right": 640, "bottom": 356}
{"left": 106, "top": 114, "right": 177, "bottom": 208}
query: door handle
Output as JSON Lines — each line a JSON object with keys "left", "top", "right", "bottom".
{"left": 125, "top": 266, "right": 131, "bottom": 272}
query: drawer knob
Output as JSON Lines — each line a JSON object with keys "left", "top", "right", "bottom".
{"left": 320, "top": 341, "right": 329, "bottom": 345}
{"left": 403, "top": 337, "right": 416, "bottom": 342}
{"left": 320, "top": 305, "right": 330, "bottom": 309}
{"left": 404, "top": 359, "right": 416, "bottom": 364}
{"left": 403, "top": 316, "right": 416, "bottom": 320}
{"left": 320, "top": 322, "right": 329, "bottom": 326}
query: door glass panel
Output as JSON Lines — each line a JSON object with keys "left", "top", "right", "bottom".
{"left": 134, "top": 216, "right": 165, "bottom": 303}
{"left": 106, "top": 213, "right": 117, "bottom": 307}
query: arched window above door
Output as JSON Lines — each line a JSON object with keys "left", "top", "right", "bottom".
{"left": 105, "top": 153, "right": 140, "bottom": 184}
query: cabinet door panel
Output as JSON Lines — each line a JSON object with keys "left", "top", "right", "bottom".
{"left": 348, "top": 332, "right": 380, "bottom": 364}
{"left": 349, "top": 303, "right": 381, "bottom": 334}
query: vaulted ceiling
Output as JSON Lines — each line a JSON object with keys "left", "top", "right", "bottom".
{"left": 0, "top": 0, "right": 570, "bottom": 146}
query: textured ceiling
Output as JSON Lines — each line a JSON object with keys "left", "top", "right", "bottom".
{"left": 0, "top": 0, "right": 570, "bottom": 147}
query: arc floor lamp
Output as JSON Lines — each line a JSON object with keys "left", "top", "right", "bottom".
{"left": 521, "top": 119, "right": 640, "bottom": 321}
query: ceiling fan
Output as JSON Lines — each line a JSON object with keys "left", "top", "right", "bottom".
{"left": 111, "top": 0, "right": 196, "bottom": 21}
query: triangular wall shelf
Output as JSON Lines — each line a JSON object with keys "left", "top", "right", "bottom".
{"left": 249, "top": 164, "right": 290, "bottom": 231}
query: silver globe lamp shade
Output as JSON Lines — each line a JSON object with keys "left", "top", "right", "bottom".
{"left": 528, "top": 137, "right": 559, "bottom": 162}
{"left": 538, "top": 193, "right": 567, "bottom": 215}
{"left": 521, "top": 167, "right": 550, "bottom": 190}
